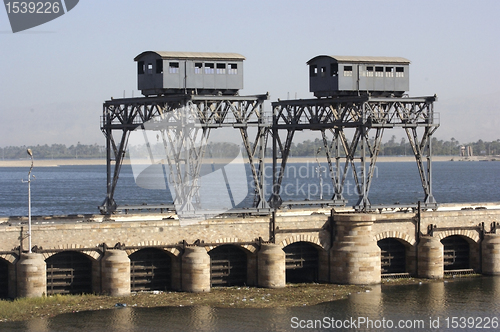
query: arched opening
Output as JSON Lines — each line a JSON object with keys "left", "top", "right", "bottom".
{"left": 378, "top": 238, "right": 406, "bottom": 274}
{"left": 209, "top": 245, "right": 247, "bottom": 287}
{"left": 0, "top": 258, "right": 9, "bottom": 299}
{"left": 129, "top": 248, "right": 172, "bottom": 291}
{"left": 283, "top": 242, "right": 319, "bottom": 283}
{"left": 441, "top": 235, "right": 470, "bottom": 270}
{"left": 46, "top": 251, "right": 93, "bottom": 295}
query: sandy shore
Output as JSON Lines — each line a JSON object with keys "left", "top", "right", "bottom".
{"left": 0, "top": 155, "right": 469, "bottom": 168}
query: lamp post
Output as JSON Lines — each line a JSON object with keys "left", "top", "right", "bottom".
{"left": 26, "top": 148, "right": 34, "bottom": 253}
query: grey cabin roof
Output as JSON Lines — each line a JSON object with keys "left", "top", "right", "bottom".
{"left": 134, "top": 51, "right": 246, "bottom": 61}
{"left": 307, "top": 55, "right": 410, "bottom": 65}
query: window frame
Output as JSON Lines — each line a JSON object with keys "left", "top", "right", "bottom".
{"left": 216, "top": 63, "right": 226, "bottom": 74}
{"left": 205, "top": 63, "right": 215, "bottom": 74}
{"left": 169, "top": 62, "right": 179, "bottom": 74}
{"left": 396, "top": 67, "right": 405, "bottom": 78}
{"left": 343, "top": 65, "right": 353, "bottom": 77}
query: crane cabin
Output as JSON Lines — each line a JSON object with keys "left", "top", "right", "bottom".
{"left": 307, "top": 55, "right": 410, "bottom": 98}
{"left": 135, "top": 51, "right": 245, "bottom": 96}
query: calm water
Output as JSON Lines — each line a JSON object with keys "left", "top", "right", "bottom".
{"left": 1, "top": 161, "right": 499, "bottom": 216}
{"left": 2, "top": 277, "right": 500, "bottom": 331}
{"left": 1, "top": 161, "right": 499, "bottom": 330}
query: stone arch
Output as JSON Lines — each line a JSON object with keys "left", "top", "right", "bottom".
{"left": 375, "top": 231, "right": 416, "bottom": 246}
{"left": 440, "top": 234, "right": 477, "bottom": 271}
{"left": 375, "top": 232, "right": 417, "bottom": 275}
{"left": 279, "top": 234, "right": 324, "bottom": 250}
{"left": 437, "top": 229, "right": 480, "bottom": 243}
{"left": 42, "top": 248, "right": 100, "bottom": 261}
{"left": 282, "top": 241, "right": 320, "bottom": 283}
{"left": 45, "top": 250, "right": 93, "bottom": 295}
{"left": 129, "top": 247, "right": 172, "bottom": 291}
{"left": 0, "top": 253, "right": 18, "bottom": 264}
{"left": 208, "top": 244, "right": 248, "bottom": 287}
{"left": 126, "top": 245, "right": 180, "bottom": 258}
{"left": 205, "top": 238, "right": 258, "bottom": 254}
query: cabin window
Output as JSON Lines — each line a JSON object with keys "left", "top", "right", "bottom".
{"left": 359, "top": 66, "right": 366, "bottom": 77}
{"left": 156, "top": 59, "right": 163, "bottom": 74}
{"left": 169, "top": 62, "right": 179, "bottom": 74}
{"left": 343, "top": 65, "right": 353, "bottom": 77}
{"left": 216, "top": 63, "right": 226, "bottom": 74}
{"left": 309, "top": 64, "right": 317, "bottom": 77}
{"left": 228, "top": 63, "right": 238, "bottom": 74}
{"left": 375, "top": 66, "right": 383, "bottom": 77}
{"left": 366, "top": 66, "right": 374, "bottom": 77}
{"left": 396, "top": 67, "right": 404, "bottom": 77}
{"left": 330, "top": 63, "right": 338, "bottom": 76}
{"left": 138, "top": 61, "right": 145, "bottom": 75}
{"left": 385, "top": 67, "right": 394, "bottom": 77}
{"left": 147, "top": 63, "right": 153, "bottom": 74}
{"left": 195, "top": 63, "right": 203, "bottom": 74}
{"left": 321, "top": 67, "right": 326, "bottom": 77}
{"left": 205, "top": 63, "right": 214, "bottom": 74}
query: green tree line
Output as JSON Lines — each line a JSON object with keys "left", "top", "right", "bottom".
{"left": 287, "top": 137, "right": 500, "bottom": 157}
{"left": 0, "top": 143, "right": 106, "bottom": 160}
{"left": 1, "top": 138, "right": 499, "bottom": 160}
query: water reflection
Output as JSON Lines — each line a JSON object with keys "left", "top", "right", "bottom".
{"left": 25, "top": 318, "right": 49, "bottom": 332}
{"left": 2, "top": 277, "right": 500, "bottom": 331}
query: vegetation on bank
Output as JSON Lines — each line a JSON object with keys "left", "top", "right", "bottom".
{"left": 289, "top": 137, "right": 500, "bottom": 158}
{"left": 0, "top": 277, "right": 464, "bottom": 323}
{"left": 0, "top": 284, "right": 367, "bottom": 322}
{"left": 1, "top": 138, "right": 499, "bottom": 160}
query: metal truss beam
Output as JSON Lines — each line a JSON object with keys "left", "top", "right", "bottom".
{"left": 270, "top": 96, "right": 439, "bottom": 211}
{"left": 100, "top": 94, "right": 270, "bottom": 214}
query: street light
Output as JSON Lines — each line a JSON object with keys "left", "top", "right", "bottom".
{"left": 26, "top": 149, "right": 34, "bottom": 253}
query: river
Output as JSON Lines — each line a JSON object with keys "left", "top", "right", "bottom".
{"left": 1, "top": 161, "right": 499, "bottom": 216}
{"left": 0, "top": 161, "right": 499, "bottom": 330}
{"left": 1, "top": 277, "right": 500, "bottom": 331}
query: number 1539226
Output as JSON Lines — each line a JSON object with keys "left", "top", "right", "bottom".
{"left": 445, "top": 316, "right": 498, "bottom": 329}
{"left": 5, "top": 2, "right": 61, "bottom": 14}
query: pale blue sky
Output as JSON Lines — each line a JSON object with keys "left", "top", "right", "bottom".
{"left": 1, "top": 0, "right": 499, "bottom": 146}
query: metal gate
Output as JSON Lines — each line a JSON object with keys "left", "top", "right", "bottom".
{"left": 442, "top": 235, "right": 470, "bottom": 270}
{"left": 0, "top": 259, "right": 8, "bottom": 298}
{"left": 378, "top": 238, "right": 406, "bottom": 274}
{"left": 130, "top": 248, "right": 171, "bottom": 291}
{"left": 209, "top": 245, "right": 247, "bottom": 287}
{"left": 46, "top": 251, "right": 92, "bottom": 295}
{"left": 283, "top": 242, "right": 318, "bottom": 283}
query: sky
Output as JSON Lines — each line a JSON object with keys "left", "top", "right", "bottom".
{"left": 1, "top": 0, "right": 499, "bottom": 147}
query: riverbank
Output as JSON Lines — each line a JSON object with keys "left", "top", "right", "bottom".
{"left": 0, "top": 278, "right": 454, "bottom": 323}
{"left": 0, "top": 155, "right": 481, "bottom": 168}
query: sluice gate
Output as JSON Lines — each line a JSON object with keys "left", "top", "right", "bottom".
{"left": 209, "top": 245, "right": 247, "bottom": 287}
{"left": 442, "top": 235, "right": 470, "bottom": 270}
{"left": 0, "top": 260, "right": 8, "bottom": 298}
{"left": 45, "top": 251, "right": 93, "bottom": 295}
{"left": 283, "top": 242, "right": 319, "bottom": 283}
{"left": 378, "top": 238, "right": 406, "bottom": 274}
{"left": 129, "top": 248, "right": 172, "bottom": 292}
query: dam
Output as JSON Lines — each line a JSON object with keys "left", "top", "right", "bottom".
{"left": 1, "top": 202, "right": 499, "bottom": 298}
